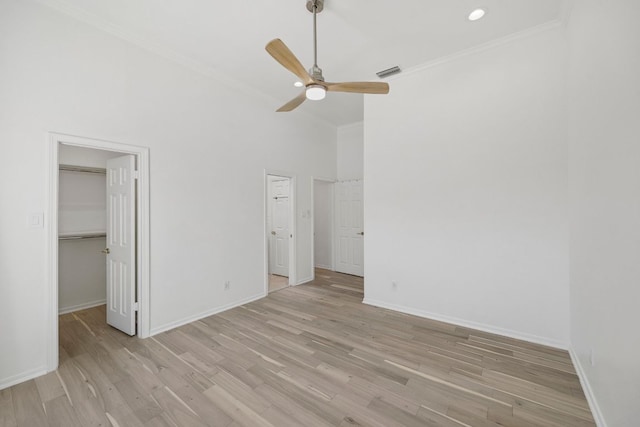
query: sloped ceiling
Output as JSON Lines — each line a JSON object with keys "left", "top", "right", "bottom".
{"left": 38, "top": 0, "right": 566, "bottom": 126}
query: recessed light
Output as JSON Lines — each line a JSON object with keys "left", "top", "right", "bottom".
{"left": 468, "top": 8, "right": 486, "bottom": 21}
{"left": 294, "top": 81, "right": 304, "bottom": 87}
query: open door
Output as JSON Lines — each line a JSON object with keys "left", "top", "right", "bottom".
{"left": 105, "top": 155, "right": 136, "bottom": 335}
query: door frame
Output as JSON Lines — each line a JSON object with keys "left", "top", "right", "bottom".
{"left": 46, "top": 132, "right": 150, "bottom": 372}
{"left": 311, "top": 177, "right": 335, "bottom": 281}
{"left": 264, "top": 170, "right": 296, "bottom": 295}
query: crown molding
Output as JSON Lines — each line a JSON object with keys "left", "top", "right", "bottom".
{"left": 34, "top": 0, "right": 336, "bottom": 130}
{"left": 386, "top": 19, "right": 564, "bottom": 82}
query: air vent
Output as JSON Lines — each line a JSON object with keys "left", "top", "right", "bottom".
{"left": 376, "top": 66, "right": 401, "bottom": 79}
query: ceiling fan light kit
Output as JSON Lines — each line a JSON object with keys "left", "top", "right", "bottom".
{"left": 265, "top": 0, "right": 389, "bottom": 112}
{"left": 306, "top": 84, "right": 326, "bottom": 100}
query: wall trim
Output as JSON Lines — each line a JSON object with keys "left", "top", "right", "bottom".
{"left": 34, "top": 0, "right": 335, "bottom": 129}
{"left": 34, "top": 0, "right": 262, "bottom": 100}
{"left": 0, "top": 366, "right": 47, "bottom": 391}
{"left": 295, "top": 276, "right": 314, "bottom": 286}
{"left": 149, "top": 293, "right": 265, "bottom": 336}
{"left": 59, "top": 299, "right": 106, "bottom": 315}
{"left": 387, "top": 20, "right": 563, "bottom": 82}
{"left": 362, "top": 298, "right": 568, "bottom": 350}
{"left": 314, "top": 264, "right": 333, "bottom": 270}
{"left": 569, "top": 349, "right": 608, "bottom": 427}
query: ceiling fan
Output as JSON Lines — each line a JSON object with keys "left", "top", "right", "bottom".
{"left": 265, "top": 0, "right": 389, "bottom": 112}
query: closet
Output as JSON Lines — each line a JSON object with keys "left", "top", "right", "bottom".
{"left": 57, "top": 145, "right": 132, "bottom": 323}
{"left": 58, "top": 164, "right": 108, "bottom": 314}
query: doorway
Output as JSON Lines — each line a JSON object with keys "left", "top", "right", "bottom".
{"left": 58, "top": 161, "right": 111, "bottom": 316}
{"left": 46, "top": 133, "right": 150, "bottom": 372}
{"left": 265, "top": 172, "right": 295, "bottom": 293}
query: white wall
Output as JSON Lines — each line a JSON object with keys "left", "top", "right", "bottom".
{"left": 567, "top": 1, "right": 640, "bottom": 425}
{"left": 0, "top": 0, "right": 336, "bottom": 389}
{"left": 337, "top": 122, "right": 364, "bottom": 181}
{"left": 313, "top": 180, "right": 333, "bottom": 269}
{"left": 363, "top": 27, "right": 570, "bottom": 346}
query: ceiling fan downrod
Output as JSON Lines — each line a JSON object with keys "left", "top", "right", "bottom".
{"left": 306, "top": 0, "right": 324, "bottom": 81}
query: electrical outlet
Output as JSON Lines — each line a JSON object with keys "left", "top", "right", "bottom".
{"left": 224, "top": 281, "right": 230, "bottom": 291}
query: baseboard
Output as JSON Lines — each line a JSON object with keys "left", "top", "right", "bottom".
{"left": 295, "top": 276, "right": 314, "bottom": 286}
{"left": 0, "top": 366, "right": 47, "bottom": 391}
{"left": 58, "top": 299, "right": 106, "bottom": 315}
{"left": 362, "top": 298, "right": 568, "bottom": 350}
{"left": 569, "top": 349, "right": 608, "bottom": 427}
{"left": 149, "top": 293, "right": 265, "bottom": 336}
{"left": 314, "top": 264, "right": 332, "bottom": 270}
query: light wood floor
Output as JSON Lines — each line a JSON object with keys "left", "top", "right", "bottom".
{"left": 268, "top": 274, "right": 288, "bottom": 293}
{"left": 1, "top": 269, "right": 595, "bottom": 426}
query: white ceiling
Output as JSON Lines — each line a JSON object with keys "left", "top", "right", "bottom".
{"left": 39, "top": 0, "right": 566, "bottom": 127}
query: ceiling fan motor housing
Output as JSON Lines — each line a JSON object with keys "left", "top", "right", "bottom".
{"left": 309, "top": 65, "right": 324, "bottom": 82}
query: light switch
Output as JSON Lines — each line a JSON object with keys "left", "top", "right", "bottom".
{"left": 28, "top": 212, "right": 44, "bottom": 229}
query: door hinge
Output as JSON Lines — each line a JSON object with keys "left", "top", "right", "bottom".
{"left": 134, "top": 302, "right": 140, "bottom": 311}
{"left": 133, "top": 170, "right": 140, "bottom": 180}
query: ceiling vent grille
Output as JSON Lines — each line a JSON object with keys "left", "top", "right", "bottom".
{"left": 376, "top": 66, "right": 401, "bottom": 79}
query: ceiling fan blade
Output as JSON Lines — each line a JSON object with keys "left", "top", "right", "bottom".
{"left": 325, "top": 81, "right": 390, "bottom": 94}
{"left": 266, "top": 39, "right": 314, "bottom": 86}
{"left": 276, "top": 91, "right": 307, "bottom": 112}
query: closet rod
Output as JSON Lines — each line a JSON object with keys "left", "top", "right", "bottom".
{"left": 59, "top": 164, "right": 107, "bottom": 175}
{"left": 59, "top": 233, "right": 106, "bottom": 241}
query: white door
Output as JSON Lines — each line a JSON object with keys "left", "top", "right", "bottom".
{"left": 335, "top": 180, "right": 364, "bottom": 276}
{"left": 106, "top": 155, "right": 136, "bottom": 335}
{"left": 269, "top": 178, "right": 290, "bottom": 277}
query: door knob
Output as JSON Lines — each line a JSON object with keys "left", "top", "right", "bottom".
{"left": 357, "top": 231, "right": 364, "bottom": 236}
{"left": 101, "top": 248, "right": 110, "bottom": 254}
{"left": 271, "top": 231, "right": 276, "bottom": 235}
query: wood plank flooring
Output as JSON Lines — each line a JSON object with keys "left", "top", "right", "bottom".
{"left": 268, "top": 274, "right": 288, "bottom": 293}
{"left": 1, "top": 269, "right": 595, "bottom": 426}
